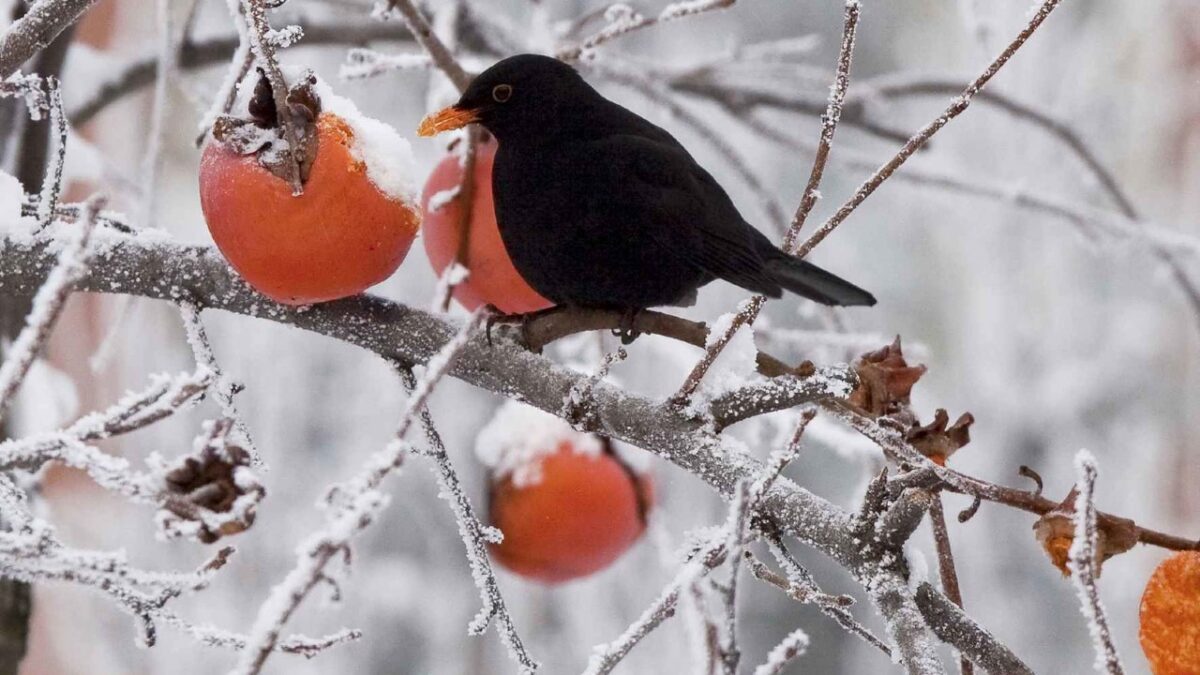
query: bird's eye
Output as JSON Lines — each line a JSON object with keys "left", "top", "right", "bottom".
{"left": 492, "top": 84, "right": 513, "bottom": 103}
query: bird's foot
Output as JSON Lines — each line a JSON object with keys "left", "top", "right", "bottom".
{"left": 484, "top": 305, "right": 564, "bottom": 347}
{"left": 612, "top": 308, "right": 643, "bottom": 345}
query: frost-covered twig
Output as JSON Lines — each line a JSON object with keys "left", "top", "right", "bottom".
{"left": 715, "top": 482, "right": 750, "bottom": 674}
{"left": 382, "top": 0, "right": 473, "bottom": 91}
{"left": 232, "top": 310, "right": 485, "bottom": 675}
{"left": 339, "top": 48, "right": 431, "bottom": 80}
{"left": 751, "top": 625, "right": 809, "bottom": 675}
{"left": 0, "top": 491, "right": 234, "bottom": 650}
{"left": 0, "top": 367, "right": 212, "bottom": 470}
{"left": 830, "top": 403, "right": 1199, "bottom": 552}
{"left": 1067, "top": 451, "right": 1124, "bottom": 675}
{"left": 584, "top": 534, "right": 727, "bottom": 675}
{"left": 33, "top": 77, "right": 67, "bottom": 231}
{"left": 403, "top": 368, "right": 538, "bottom": 674}
{"left": 74, "top": 22, "right": 411, "bottom": 128}
{"left": 913, "top": 584, "right": 1032, "bottom": 675}
{"left": 783, "top": 0, "right": 860, "bottom": 253}
{"left": 0, "top": 196, "right": 101, "bottom": 425}
{"left": 556, "top": 0, "right": 735, "bottom": 61}
{"left": 868, "top": 575, "right": 944, "bottom": 675}
{"left": 382, "top": 0, "right": 481, "bottom": 311}
{"left": 179, "top": 301, "right": 260, "bottom": 464}
{"left": 796, "top": 0, "right": 1066, "bottom": 258}
{"left": 671, "top": 1, "right": 860, "bottom": 402}
{"left": 745, "top": 550, "right": 891, "bottom": 656}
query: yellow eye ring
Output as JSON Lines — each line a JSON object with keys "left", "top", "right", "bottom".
{"left": 492, "top": 84, "right": 513, "bottom": 103}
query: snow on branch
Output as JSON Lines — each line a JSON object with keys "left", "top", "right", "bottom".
{"left": 404, "top": 368, "right": 538, "bottom": 674}
{"left": 556, "top": 0, "right": 735, "bottom": 61}
{"left": 0, "top": 195, "right": 101, "bottom": 424}
{"left": 1067, "top": 451, "right": 1125, "bottom": 675}
{"left": 0, "top": 466, "right": 234, "bottom": 649}
{"left": 0, "top": 0, "right": 99, "bottom": 78}
{"left": 751, "top": 625, "right": 809, "bottom": 675}
{"left": 232, "top": 310, "right": 485, "bottom": 675}
{"left": 0, "top": 367, "right": 213, "bottom": 472}
{"left": 339, "top": 48, "right": 432, "bottom": 81}
{"left": 584, "top": 530, "right": 727, "bottom": 675}
{"left": 0, "top": 228, "right": 1032, "bottom": 672}
{"left": 796, "top": 0, "right": 1066, "bottom": 258}
{"left": 180, "top": 302, "right": 260, "bottom": 463}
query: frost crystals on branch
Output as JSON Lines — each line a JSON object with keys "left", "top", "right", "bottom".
{"left": 232, "top": 310, "right": 486, "bottom": 675}
{"left": 1067, "top": 451, "right": 1124, "bottom": 675}
{"left": 0, "top": 195, "right": 101, "bottom": 425}
{"left": 404, "top": 368, "right": 539, "bottom": 674}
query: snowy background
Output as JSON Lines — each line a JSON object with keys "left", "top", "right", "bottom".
{"left": 2, "top": 0, "right": 1198, "bottom": 673}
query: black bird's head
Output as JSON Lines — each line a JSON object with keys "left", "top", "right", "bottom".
{"left": 418, "top": 54, "right": 596, "bottom": 142}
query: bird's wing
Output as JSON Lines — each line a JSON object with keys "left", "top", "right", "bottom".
{"left": 592, "top": 134, "right": 783, "bottom": 297}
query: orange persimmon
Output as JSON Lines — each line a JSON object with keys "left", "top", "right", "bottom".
{"left": 200, "top": 113, "right": 420, "bottom": 305}
{"left": 488, "top": 441, "right": 651, "bottom": 584}
{"left": 1140, "top": 550, "right": 1200, "bottom": 674}
{"left": 421, "top": 138, "right": 552, "bottom": 313}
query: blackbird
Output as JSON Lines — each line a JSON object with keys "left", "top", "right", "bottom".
{"left": 418, "top": 54, "right": 875, "bottom": 311}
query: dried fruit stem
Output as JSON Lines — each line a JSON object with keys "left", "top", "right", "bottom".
{"left": 239, "top": 0, "right": 304, "bottom": 193}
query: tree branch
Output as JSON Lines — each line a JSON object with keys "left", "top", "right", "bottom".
{"left": 0, "top": 228, "right": 1030, "bottom": 673}
{"left": 796, "top": 0, "right": 1066, "bottom": 258}
{"left": 0, "top": 0, "right": 97, "bottom": 78}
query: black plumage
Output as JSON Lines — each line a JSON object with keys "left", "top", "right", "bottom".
{"left": 419, "top": 54, "right": 875, "bottom": 310}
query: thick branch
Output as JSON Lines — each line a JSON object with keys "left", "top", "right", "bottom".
{"left": 0, "top": 230, "right": 1030, "bottom": 672}
{"left": 0, "top": 0, "right": 97, "bottom": 78}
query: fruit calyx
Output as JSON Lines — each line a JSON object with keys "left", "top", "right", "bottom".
{"left": 211, "top": 68, "right": 322, "bottom": 185}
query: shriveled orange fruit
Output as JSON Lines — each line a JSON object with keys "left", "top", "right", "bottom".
{"left": 1140, "top": 550, "right": 1200, "bottom": 674}
{"left": 421, "top": 138, "right": 552, "bottom": 314}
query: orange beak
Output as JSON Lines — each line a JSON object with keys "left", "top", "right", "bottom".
{"left": 417, "top": 106, "right": 480, "bottom": 137}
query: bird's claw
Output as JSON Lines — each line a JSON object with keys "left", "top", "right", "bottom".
{"left": 611, "top": 309, "right": 643, "bottom": 345}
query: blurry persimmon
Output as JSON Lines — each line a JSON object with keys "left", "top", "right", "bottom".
{"left": 1140, "top": 550, "right": 1200, "bottom": 674}
{"left": 421, "top": 138, "right": 552, "bottom": 313}
{"left": 478, "top": 402, "right": 651, "bottom": 584}
{"left": 200, "top": 74, "right": 420, "bottom": 305}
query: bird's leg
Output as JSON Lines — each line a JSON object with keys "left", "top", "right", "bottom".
{"left": 612, "top": 308, "right": 643, "bottom": 345}
{"left": 484, "top": 305, "right": 565, "bottom": 348}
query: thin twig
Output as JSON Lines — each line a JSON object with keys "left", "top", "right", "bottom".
{"left": 556, "top": 0, "right": 735, "bottom": 62}
{"left": 178, "top": 302, "right": 260, "bottom": 463}
{"left": 386, "top": 0, "right": 472, "bottom": 91}
{"left": 670, "top": 0, "right": 861, "bottom": 403}
{"left": 929, "top": 496, "right": 973, "bottom": 675}
{"left": 402, "top": 367, "right": 539, "bottom": 674}
{"left": 1067, "top": 451, "right": 1124, "bottom": 675}
{"left": 232, "top": 310, "right": 486, "bottom": 675}
{"left": 796, "top": 0, "right": 1066, "bottom": 258}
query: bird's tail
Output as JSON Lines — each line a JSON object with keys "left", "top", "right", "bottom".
{"left": 764, "top": 255, "right": 876, "bottom": 307}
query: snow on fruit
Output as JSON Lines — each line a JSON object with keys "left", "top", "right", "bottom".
{"left": 199, "top": 71, "right": 420, "bottom": 305}
{"left": 476, "top": 401, "right": 652, "bottom": 584}
{"left": 421, "top": 136, "right": 552, "bottom": 313}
